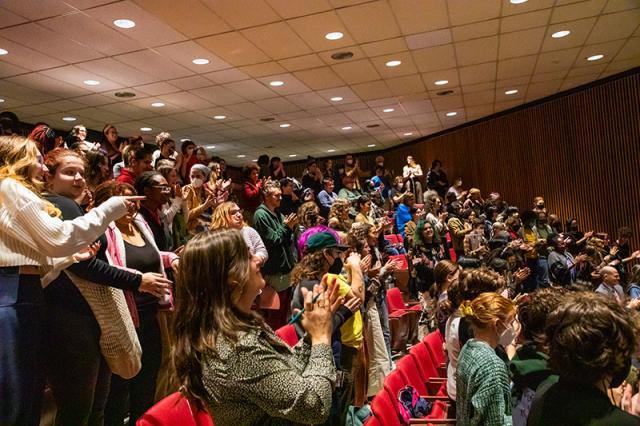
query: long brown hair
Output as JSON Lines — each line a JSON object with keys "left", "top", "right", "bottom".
{"left": 172, "top": 229, "right": 260, "bottom": 411}
{"left": 290, "top": 250, "right": 327, "bottom": 286}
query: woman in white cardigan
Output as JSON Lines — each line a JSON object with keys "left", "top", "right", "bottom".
{"left": 0, "top": 136, "right": 138, "bottom": 426}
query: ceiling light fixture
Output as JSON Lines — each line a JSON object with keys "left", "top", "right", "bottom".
{"left": 445, "top": 112, "right": 458, "bottom": 117}
{"left": 151, "top": 102, "right": 165, "bottom": 107}
{"left": 0, "top": 98, "right": 4, "bottom": 103}
{"left": 330, "top": 96, "right": 343, "bottom": 102}
{"left": 551, "top": 30, "right": 571, "bottom": 38}
{"left": 367, "top": 144, "right": 376, "bottom": 147}
{"left": 510, "top": 0, "right": 528, "bottom": 4}
{"left": 505, "top": 89, "right": 518, "bottom": 95}
{"left": 434, "top": 79, "right": 449, "bottom": 86}
{"left": 237, "top": 154, "right": 246, "bottom": 158}
{"left": 331, "top": 51, "right": 353, "bottom": 60}
{"left": 62, "top": 116, "right": 76, "bottom": 122}
{"left": 385, "top": 60, "right": 402, "bottom": 67}
{"left": 192, "top": 58, "right": 210, "bottom": 65}
{"left": 587, "top": 54, "right": 604, "bottom": 61}
{"left": 269, "top": 81, "right": 284, "bottom": 87}
{"left": 279, "top": 123, "right": 291, "bottom": 128}
{"left": 213, "top": 115, "right": 226, "bottom": 120}
{"left": 403, "top": 132, "right": 413, "bottom": 136}
{"left": 0, "top": 48, "right": 8, "bottom": 55}
{"left": 113, "top": 19, "right": 136, "bottom": 29}
{"left": 114, "top": 91, "right": 136, "bottom": 98}
{"left": 342, "top": 126, "right": 352, "bottom": 130}
{"left": 289, "top": 154, "right": 297, "bottom": 157}
{"left": 205, "top": 144, "right": 215, "bottom": 149}
{"left": 252, "top": 159, "right": 258, "bottom": 162}
{"left": 140, "top": 127, "right": 152, "bottom": 131}
{"left": 327, "top": 149, "right": 336, "bottom": 152}
{"left": 83, "top": 79, "right": 100, "bottom": 86}
{"left": 383, "top": 108, "right": 394, "bottom": 113}
{"left": 325, "top": 32, "right": 344, "bottom": 40}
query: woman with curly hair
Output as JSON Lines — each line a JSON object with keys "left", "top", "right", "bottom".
{"left": 327, "top": 198, "right": 352, "bottom": 234}
{"left": 296, "top": 201, "right": 340, "bottom": 259}
{"left": 528, "top": 291, "right": 640, "bottom": 425}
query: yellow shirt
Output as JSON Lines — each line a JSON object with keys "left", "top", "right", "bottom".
{"left": 327, "top": 273, "right": 363, "bottom": 349}
{"left": 523, "top": 228, "right": 538, "bottom": 259}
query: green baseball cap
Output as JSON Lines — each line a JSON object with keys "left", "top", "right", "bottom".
{"left": 306, "top": 232, "right": 349, "bottom": 252}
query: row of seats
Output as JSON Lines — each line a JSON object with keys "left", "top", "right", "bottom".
{"left": 366, "top": 331, "right": 455, "bottom": 426}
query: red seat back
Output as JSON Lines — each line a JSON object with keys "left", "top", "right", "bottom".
{"left": 424, "top": 331, "right": 446, "bottom": 365}
{"left": 385, "top": 234, "right": 399, "bottom": 244}
{"left": 388, "top": 254, "right": 408, "bottom": 270}
{"left": 370, "top": 390, "right": 402, "bottom": 426}
{"left": 275, "top": 324, "right": 300, "bottom": 348}
{"left": 383, "top": 370, "right": 407, "bottom": 406}
{"left": 386, "top": 287, "right": 406, "bottom": 313}
{"left": 396, "top": 355, "right": 427, "bottom": 395}
{"left": 137, "top": 392, "right": 214, "bottom": 426}
{"left": 409, "top": 343, "right": 439, "bottom": 382}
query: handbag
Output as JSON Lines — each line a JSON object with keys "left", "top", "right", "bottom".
{"left": 65, "top": 270, "right": 142, "bottom": 379}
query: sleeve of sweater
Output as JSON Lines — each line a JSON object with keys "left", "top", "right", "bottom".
{"left": 3, "top": 179, "right": 127, "bottom": 257}
{"left": 470, "top": 356, "right": 511, "bottom": 425}
{"left": 243, "top": 226, "right": 269, "bottom": 262}
{"left": 253, "top": 210, "right": 292, "bottom": 248}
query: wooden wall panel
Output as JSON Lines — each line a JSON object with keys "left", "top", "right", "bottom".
{"left": 284, "top": 70, "right": 640, "bottom": 249}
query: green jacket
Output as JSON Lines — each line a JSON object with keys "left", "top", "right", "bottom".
{"left": 252, "top": 204, "right": 296, "bottom": 276}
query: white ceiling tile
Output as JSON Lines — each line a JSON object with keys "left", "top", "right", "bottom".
{"left": 223, "top": 79, "right": 278, "bottom": 101}
{"left": 288, "top": 11, "right": 357, "bottom": 52}
{"left": 114, "top": 50, "right": 194, "bottom": 80}
{"left": 98, "top": 102, "right": 157, "bottom": 121}
{"left": 344, "top": 108, "right": 379, "bottom": 122}
{"left": 501, "top": 9, "right": 552, "bottom": 34}
{"left": 266, "top": 0, "right": 332, "bottom": 19}
{"left": 459, "top": 62, "right": 497, "bottom": 85}
{"left": 88, "top": 1, "right": 188, "bottom": 46}
{"left": 464, "top": 90, "right": 495, "bottom": 107}
{"left": 526, "top": 78, "right": 565, "bottom": 98}
{"left": 133, "top": 0, "right": 232, "bottom": 38}
{"left": 73, "top": 93, "right": 118, "bottom": 106}
{"left": 76, "top": 58, "right": 158, "bottom": 87}
{"left": 370, "top": 52, "right": 418, "bottom": 78}
{"left": 0, "top": 36, "right": 66, "bottom": 71}
{"left": 0, "top": 61, "right": 29, "bottom": 78}
{"left": 452, "top": 20, "right": 500, "bottom": 42}
{"left": 574, "top": 39, "right": 626, "bottom": 65}
{"left": 502, "top": 0, "right": 555, "bottom": 16}
{"left": 455, "top": 36, "right": 499, "bottom": 66}
{"left": 614, "top": 37, "right": 640, "bottom": 60}
{"left": 389, "top": 0, "right": 450, "bottom": 35}
{"left": 566, "top": 63, "right": 608, "bottom": 77}
{"left": 447, "top": 0, "right": 500, "bottom": 26}
{"left": 351, "top": 80, "right": 392, "bottom": 100}
{"left": 201, "top": 0, "right": 280, "bottom": 29}
{"left": 135, "top": 82, "right": 180, "bottom": 96}
{"left": 10, "top": 104, "right": 60, "bottom": 118}
{"left": 197, "top": 32, "right": 270, "bottom": 67}
{"left": 255, "top": 73, "right": 312, "bottom": 95}
{"left": 602, "top": 0, "right": 640, "bottom": 13}
{"left": 1, "top": 0, "right": 75, "bottom": 20}
{"left": 0, "top": 7, "right": 28, "bottom": 28}
{"left": 497, "top": 55, "right": 538, "bottom": 80}
{"left": 157, "top": 92, "right": 214, "bottom": 110}
{"left": 169, "top": 76, "right": 215, "bottom": 91}
{"left": 240, "top": 62, "right": 288, "bottom": 78}
{"left": 332, "top": 59, "right": 381, "bottom": 84}
{"left": 431, "top": 94, "right": 464, "bottom": 110}
{"left": 405, "top": 29, "right": 452, "bottom": 50}
{"left": 560, "top": 73, "right": 601, "bottom": 90}
{"left": 421, "top": 69, "right": 460, "bottom": 90}
{"left": 241, "top": 22, "right": 313, "bottom": 60}
{"left": 7, "top": 73, "right": 91, "bottom": 99}
{"left": 462, "top": 81, "right": 497, "bottom": 93}
{"left": 278, "top": 54, "right": 326, "bottom": 72}
{"left": 386, "top": 74, "right": 426, "bottom": 96}
{"left": 254, "top": 97, "right": 300, "bottom": 113}
{"left": 337, "top": 1, "right": 401, "bottom": 43}
{"left": 315, "top": 86, "right": 361, "bottom": 104}
{"left": 550, "top": 0, "right": 608, "bottom": 23}
{"left": 587, "top": 9, "right": 640, "bottom": 44}
{"left": 412, "top": 44, "right": 458, "bottom": 72}
{"left": 496, "top": 76, "right": 529, "bottom": 88}
{"left": 155, "top": 41, "right": 232, "bottom": 73}
{"left": 204, "top": 69, "right": 251, "bottom": 84}
{"left": 541, "top": 18, "right": 598, "bottom": 52}
{"left": 530, "top": 71, "right": 569, "bottom": 83}
{"left": 190, "top": 85, "right": 246, "bottom": 105}
{"left": 38, "top": 66, "right": 123, "bottom": 92}
{"left": 499, "top": 27, "right": 546, "bottom": 60}
{"left": 38, "top": 99, "right": 88, "bottom": 112}
{"left": 226, "top": 102, "right": 272, "bottom": 118}
{"left": 535, "top": 47, "right": 581, "bottom": 73}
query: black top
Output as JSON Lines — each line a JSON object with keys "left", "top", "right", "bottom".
{"left": 528, "top": 379, "right": 640, "bottom": 425}
{"left": 301, "top": 174, "right": 322, "bottom": 197}
{"left": 124, "top": 234, "right": 161, "bottom": 311}
{"left": 44, "top": 194, "right": 141, "bottom": 315}
{"left": 279, "top": 194, "right": 300, "bottom": 217}
{"left": 138, "top": 205, "right": 169, "bottom": 252}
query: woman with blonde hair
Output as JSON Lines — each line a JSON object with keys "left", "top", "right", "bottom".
{"left": 210, "top": 201, "right": 267, "bottom": 264}
{"left": 0, "top": 136, "right": 137, "bottom": 425}
{"left": 328, "top": 198, "right": 352, "bottom": 233}
{"left": 456, "top": 292, "right": 516, "bottom": 425}
{"left": 172, "top": 229, "right": 342, "bottom": 424}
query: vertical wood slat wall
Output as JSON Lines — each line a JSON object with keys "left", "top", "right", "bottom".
{"left": 284, "top": 71, "right": 640, "bottom": 249}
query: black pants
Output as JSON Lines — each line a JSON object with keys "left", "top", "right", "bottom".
{"left": 44, "top": 302, "right": 111, "bottom": 426}
{"left": 0, "top": 269, "right": 45, "bottom": 426}
{"left": 104, "top": 309, "right": 162, "bottom": 426}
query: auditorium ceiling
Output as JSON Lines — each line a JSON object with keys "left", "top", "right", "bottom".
{"left": 0, "top": 0, "right": 638, "bottom": 163}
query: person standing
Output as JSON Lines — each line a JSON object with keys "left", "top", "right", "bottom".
{"left": 115, "top": 145, "right": 153, "bottom": 187}
{"left": 403, "top": 156, "right": 423, "bottom": 203}
{"left": 253, "top": 181, "right": 298, "bottom": 330}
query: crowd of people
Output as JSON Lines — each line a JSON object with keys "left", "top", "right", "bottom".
{"left": 1, "top": 117, "right": 640, "bottom": 426}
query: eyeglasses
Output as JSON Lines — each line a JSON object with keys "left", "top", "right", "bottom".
{"left": 152, "top": 185, "right": 171, "bottom": 193}
{"left": 230, "top": 208, "right": 243, "bottom": 216}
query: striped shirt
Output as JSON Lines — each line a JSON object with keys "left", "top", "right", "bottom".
{"left": 0, "top": 177, "right": 127, "bottom": 268}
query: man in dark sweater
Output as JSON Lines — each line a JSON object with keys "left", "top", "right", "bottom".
{"left": 253, "top": 180, "right": 298, "bottom": 330}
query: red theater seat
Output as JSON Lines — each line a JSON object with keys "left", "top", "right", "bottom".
{"left": 137, "top": 392, "right": 214, "bottom": 426}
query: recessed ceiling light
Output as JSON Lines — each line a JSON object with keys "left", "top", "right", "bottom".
{"left": 434, "top": 80, "right": 449, "bottom": 86}
{"left": 385, "top": 60, "right": 402, "bottom": 67}
{"left": 269, "top": 81, "right": 284, "bottom": 87}
{"left": 505, "top": 89, "right": 519, "bottom": 95}
{"left": 140, "top": 127, "right": 152, "bottom": 132}
{"left": 114, "top": 91, "right": 136, "bottom": 98}
{"left": 113, "top": 19, "right": 136, "bottom": 29}
{"left": 0, "top": 48, "right": 8, "bottom": 55}
{"left": 327, "top": 149, "right": 336, "bottom": 152}
{"left": 0, "top": 98, "right": 4, "bottom": 103}
{"left": 325, "top": 32, "right": 344, "bottom": 40}
{"left": 192, "top": 58, "right": 210, "bottom": 65}
{"left": 330, "top": 96, "right": 343, "bottom": 102}
{"left": 289, "top": 154, "right": 297, "bottom": 157}
{"left": 551, "top": 30, "right": 571, "bottom": 38}
{"left": 404, "top": 132, "right": 413, "bottom": 136}
{"left": 62, "top": 116, "right": 76, "bottom": 122}
{"left": 252, "top": 159, "right": 258, "bottom": 162}
{"left": 587, "top": 54, "right": 604, "bottom": 61}
{"left": 237, "top": 154, "right": 246, "bottom": 158}
{"left": 367, "top": 144, "right": 376, "bottom": 147}
{"left": 342, "top": 126, "right": 352, "bottom": 130}
{"left": 213, "top": 115, "right": 226, "bottom": 120}
{"left": 445, "top": 112, "right": 458, "bottom": 117}
{"left": 279, "top": 123, "right": 291, "bottom": 128}
{"left": 205, "top": 144, "right": 215, "bottom": 149}
{"left": 151, "top": 102, "right": 165, "bottom": 107}
{"left": 510, "top": 0, "right": 528, "bottom": 4}
{"left": 181, "top": 138, "right": 190, "bottom": 142}
{"left": 383, "top": 108, "right": 394, "bottom": 113}
{"left": 83, "top": 79, "right": 100, "bottom": 86}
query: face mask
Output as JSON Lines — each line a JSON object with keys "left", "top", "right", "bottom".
{"left": 610, "top": 357, "right": 631, "bottom": 388}
{"left": 499, "top": 322, "right": 517, "bottom": 347}
{"left": 537, "top": 204, "right": 544, "bottom": 209}
{"left": 191, "top": 178, "right": 204, "bottom": 188}
{"left": 328, "top": 256, "right": 343, "bottom": 275}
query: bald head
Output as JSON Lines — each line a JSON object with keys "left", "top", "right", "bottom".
{"left": 600, "top": 266, "right": 620, "bottom": 286}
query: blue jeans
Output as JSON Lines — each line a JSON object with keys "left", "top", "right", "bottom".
{"left": 537, "top": 257, "right": 550, "bottom": 288}
{"left": 0, "top": 268, "right": 45, "bottom": 426}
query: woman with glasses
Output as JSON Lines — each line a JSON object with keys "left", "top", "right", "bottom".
{"left": 210, "top": 201, "right": 268, "bottom": 265}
